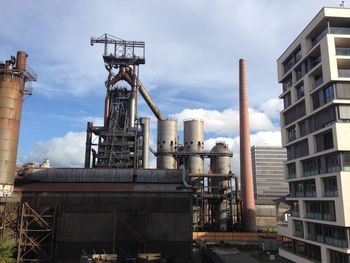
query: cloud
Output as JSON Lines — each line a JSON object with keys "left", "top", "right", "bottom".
{"left": 28, "top": 131, "right": 86, "bottom": 167}
{"left": 259, "top": 98, "right": 283, "bottom": 120}
{"left": 171, "top": 105, "right": 277, "bottom": 135}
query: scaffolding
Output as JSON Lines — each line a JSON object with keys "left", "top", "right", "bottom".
{"left": 16, "top": 202, "right": 59, "bottom": 263}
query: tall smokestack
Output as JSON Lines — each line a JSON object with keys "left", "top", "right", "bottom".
{"left": 239, "top": 58, "right": 256, "bottom": 232}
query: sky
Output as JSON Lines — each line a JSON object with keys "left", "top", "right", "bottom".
{"left": 0, "top": 0, "right": 343, "bottom": 175}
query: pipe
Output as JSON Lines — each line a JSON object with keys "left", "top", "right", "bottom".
{"left": 15, "top": 51, "right": 27, "bottom": 71}
{"left": 140, "top": 117, "right": 150, "bottom": 169}
{"left": 239, "top": 58, "right": 256, "bottom": 232}
{"left": 180, "top": 165, "right": 192, "bottom": 188}
{"left": 109, "top": 67, "right": 164, "bottom": 121}
{"left": 84, "top": 122, "right": 93, "bottom": 168}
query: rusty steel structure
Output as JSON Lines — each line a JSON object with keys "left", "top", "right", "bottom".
{"left": 239, "top": 59, "right": 257, "bottom": 232}
{"left": 85, "top": 34, "right": 164, "bottom": 169}
{"left": 0, "top": 52, "right": 36, "bottom": 197}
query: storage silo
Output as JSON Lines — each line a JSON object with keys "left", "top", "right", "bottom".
{"left": 210, "top": 142, "right": 232, "bottom": 231}
{"left": 157, "top": 119, "right": 178, "bottom": 169}
{"left": 184, "top": 119, "right": 204, "bottom": 174}
{"left": 0, "top": 51, "right": 35, "bottom": 196}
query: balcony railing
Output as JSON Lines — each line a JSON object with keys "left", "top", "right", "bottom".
{"left": 325, "top": 237, "right": 348, "bottom": 248}
{"left": 338, "top": 69, "right": 350, "bottom": 78}
{"left": 336, "top": 47, "right": 350, "bottom": 56}
{"left": 325, "top": 189, "right": 338, "bottom": 197}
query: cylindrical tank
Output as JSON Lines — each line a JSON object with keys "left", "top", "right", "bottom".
{"left": 210, "top": 142, "right": 232, "bottom": 174}
{"left": 140, "top": 117, "right": 150, "bottom": 169}
{"left": 210, "top": 142, "right": 232, "bottom": 231}
{"left": 0, "top": 52, "right": 28, "bottom": 196}
{"left": 184, "top": 119, "right": 204, "bottom": 174}
{"left": 157, "top": 119, "right": 177, "bottom": 169}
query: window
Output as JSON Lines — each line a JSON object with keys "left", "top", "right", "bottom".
{"left": 284, "top": 101, "right": 306, "bottom": 126}
{"left": 330, "top": 249, "right": 350, "bottom": 263}
{"left": 326, "top": 154, "right": 340, "bottom": 173}
{"left": 294, "top": 220, "right": 304, "bottom": 238}
{"left": 338, "top": 105, "right": 350, "bottom": 121}
{"left": 296, "top": 83, "right": 304, "bottom": 99}
{"left": 324, "top": 225, "right": 347, "bottom": 248}
{"left": 315, "top": 130, "right": 334, "bottom": 152}
{"left": 335, "top": 82, "right": 350, "bottom": 99}
{"left": 305, "top": 201, "right": 336, "bottom": 221}
{"left": 314, "top": 74, "right": 323, "bottom": 88}
{"left": 287, "top": 139, "right": 309, "bottom": 160}
{"left": 287, "top": 125, "right": 296, "bottom": 141}
{"left": 290, "top": 179, "right": 316, "bottom": 197}
{"left": 287, "top": 163, "right": 296, "bottom": 178}
{"left": 342, "top": 152, "right": 350, "bottom": 171}
{"left": 283, "top": 93, "right": 291, "bottom": 108}
{"left": 324, "top": 85, "right": 334, "bottom": 103}
{"left": 291, "top": 201, "right": 299, "bottom": 217}
{"left": 283, "top": 74, "right": 293, "bottom": 92}
{"left": 323, "top": 176, "right": 338, "bottom": 197}
{"left": 303, "top": 158, "right": 319, "bottom": 177}
{"left": 283, "top": 46, "right": 302, "bottom": 73}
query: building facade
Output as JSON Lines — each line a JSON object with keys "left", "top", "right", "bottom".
{"left": 251, "top": 146, "right": 288, "bottom": 200}
{"left": 277, "top": 7, "right": 350, "bottom": 263}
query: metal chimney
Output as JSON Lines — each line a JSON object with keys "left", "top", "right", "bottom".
{"left": 239, "top": 58, "right": 256, "bottom": 232}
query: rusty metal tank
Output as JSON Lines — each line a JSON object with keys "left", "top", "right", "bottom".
{"left": 0, "top": 51, "right": 34, "bottom": 196}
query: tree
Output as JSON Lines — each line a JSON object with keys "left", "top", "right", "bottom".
{"left": 0, "top": 235, "right": 16, "bottom": 263}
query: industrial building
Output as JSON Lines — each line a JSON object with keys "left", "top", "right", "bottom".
{"left": 277, "top": 7, "right": 350, "bottom": 263}
{"left": 0, "top": 34, "right": 259, "bottom": 262}
{"left": 251, "top": 146, "right": 288, "bottom": 200}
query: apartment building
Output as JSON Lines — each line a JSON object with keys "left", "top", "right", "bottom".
{"left": 251, "top": 146, "right": 288, "bottom": 200}
{"left": 277, "top": 7, "right": 350, "bottom": 263}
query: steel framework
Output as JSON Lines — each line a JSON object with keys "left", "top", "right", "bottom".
{"left": 16, "top": 202, "right": 58, "bottom": 263}
{"left": 191, "top": 174, "right": 241, "bottom": 232}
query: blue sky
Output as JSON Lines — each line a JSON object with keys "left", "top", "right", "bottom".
{"left": 0, "top": 0, "right": 342, "bottom": 173}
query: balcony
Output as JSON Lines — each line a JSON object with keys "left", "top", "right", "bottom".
{"left": 336, "top": 47, "right": 350, "bottom": 56}
{"left": 325, "top": 237, "right": 348, "bottom": 248}
{"left": 338, "top": 69, "right": 350, "bottom": 77}
{"left": 325, "top": 189, "right": 338, "bottom": 197}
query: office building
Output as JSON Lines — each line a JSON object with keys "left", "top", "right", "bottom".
{"left": 251, "top": 146, "right": 288, "bottom": 200}
{"left": 277, "top": 7, "right": 350, "bottom": 263}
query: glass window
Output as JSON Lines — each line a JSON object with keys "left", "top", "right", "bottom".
{"left": 326, "top": 154, "right": 340, "bottom": 173}
{"left": 288, "top": 126, "right": 296, "bottom": 141}
{"left": 324, "top": 85, "right": 334, "bottom": 103}
{"left": 342, "top": 152, "right": 350, "bottom": 171}
{"left": 323, "top": 177, "right": 338, "bottom": 197}
{"left": 296, "top": 83, "right": 304, "bottom": 99}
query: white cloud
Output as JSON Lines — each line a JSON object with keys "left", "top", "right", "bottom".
{"left": 259, "top": 98, "right": 283, "bottom": 119}
{"left": 172, "top": 106, "right": 277, "bottom": 134}
{"left": 28, "top": 131, "right": 86, "bottom": 167}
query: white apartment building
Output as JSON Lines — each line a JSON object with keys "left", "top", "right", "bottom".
{"left": 251, "top": 146, "right": 288, "bottom": 200}
{"left": 277, "top": 7, "right": 350, "bottom": 263}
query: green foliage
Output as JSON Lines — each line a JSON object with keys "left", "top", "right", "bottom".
{"left": 0, "top": 236, "right": 16, "bottom": 263}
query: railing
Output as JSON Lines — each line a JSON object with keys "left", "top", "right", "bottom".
{"left": 325, "top": 237, "right": 348, "bottom": 248}
{"left": 314, "top": 76, "right": 323, "bottom": 88}
{"left": 336, "top": 47, "right": 350, "bottom": 56}
{"left": 291, "top": 210, "right": 300, "bottom": 217}
{"left": 325, "top": 189, "right": 338, "bottom": 197}
{"left": 338, "top": 69, "right": 350, "bottom": 78}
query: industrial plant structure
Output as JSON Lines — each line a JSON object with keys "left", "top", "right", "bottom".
{"left": 278, "top": 7, "right": 350, "bottom": 263}
{"left": 0, "top": 34, "right": 257, "bottom": 262}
